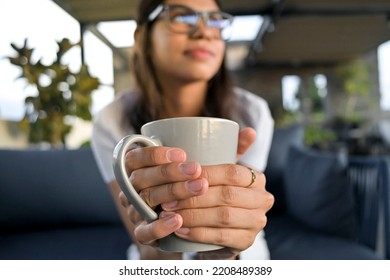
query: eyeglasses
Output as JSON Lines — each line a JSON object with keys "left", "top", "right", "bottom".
{"left": 148, "top": 4, "right": 234, "bottom": 41}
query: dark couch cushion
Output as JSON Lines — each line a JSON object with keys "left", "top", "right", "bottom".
{"left": 0, "top": 225, "right": 131, "bottom": 260}
{"left": 283, "top": 146, "right": 358, "bottom": 239}
{"left": 0, "top": 148, "right": 121, "bottom": 230}
{"left": 265, "top": 215, "right": 380, "bottom": 260}
{"left": 264, "top": 124, "right": 304, "bottom": 215}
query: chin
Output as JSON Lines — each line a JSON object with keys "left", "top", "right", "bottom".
{"left": 189, "top": 72, "right": 217, "bottom": 81}
{"left": 192, "top": 67, "right": 219, "bottom": 79}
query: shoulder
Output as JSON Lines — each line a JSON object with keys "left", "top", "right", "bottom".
{"left": 94, "top": 91, "right": 136, "bottom": 126}
{"left": 233, "top": 87, "right": 273, "bottom": 125}
{"left": 234, "top": 87, "right": 269, "bottom": 110}
{"left": 93, "top": 91, "right": 137, "bottom": 138}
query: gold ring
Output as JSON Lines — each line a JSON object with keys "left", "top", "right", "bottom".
{"left": 246, "top": 167, "right": 256, "bottom": 187}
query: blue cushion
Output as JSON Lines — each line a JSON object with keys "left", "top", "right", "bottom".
{"left": 0, "top": 148, "right": 120, "bottom": 230}
{"left": 283, "top": 146, "right": 358, "bottom": 239}
{"left": 265, "top": 215, "right": 380, "bottom": 260}
{"left": 264, "top": 124, "right": 304, "bottom": 215}
{"left": 0, "top": 226, "right": 131, "bottom": 260}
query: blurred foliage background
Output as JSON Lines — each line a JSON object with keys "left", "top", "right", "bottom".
{"left": 7, "top": 38, "right": 100, "bottom": 147}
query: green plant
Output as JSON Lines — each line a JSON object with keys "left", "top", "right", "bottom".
{"left": 336, "top": 59, "right": 372, "bottom": 121}
{"left": 7, "top": 38, "right": 100, "bottom": 146}
{"left": 304, "top": 125, "right": 337, "bottom": 148}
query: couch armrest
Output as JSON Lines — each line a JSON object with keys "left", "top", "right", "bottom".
{"left": 348, "top": 156, "right": 390, "bottom": 259}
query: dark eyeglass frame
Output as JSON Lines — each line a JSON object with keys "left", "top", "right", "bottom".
{"left": 147, "top": 3, "right": 234, "bottom": 41}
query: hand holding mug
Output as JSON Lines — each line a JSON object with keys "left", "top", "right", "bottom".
{"left": 113, "top": 117, "right": 274, "bottom": 253}
{"left": 113, "top": 117, "right": 238, "bottom": 252}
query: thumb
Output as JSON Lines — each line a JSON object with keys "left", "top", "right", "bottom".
{"left": 237, "top": 127, "right": 256, "bottom": 160}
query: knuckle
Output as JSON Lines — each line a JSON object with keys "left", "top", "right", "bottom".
{"left": 253, "top": 206, "right": 268, "bottom": 229}
{"left": 179, "top": 209, "right": 195, "bottom": 227}
{"left": 139, "top": 188, "right": 153, "bottom": 207}
{"left": 165, "top": 182, "right": 185, "bottom": 201}
{"left": 225, "top": 165, "right": 241, "bottom": 185}
{"left": 258, "top": 215, "right": 268, "bottom": 230}
{"left": 193, "top": 227, "right": 208, "bottom": 243}
{"left": 215, "top": 229, "right": 230, "bottom": 244}
{"left": 201, "top": 167, "right": 211, "bottom": 181}
{"left": 186, "top": 196, "right": 198, "bottom": 209}
{"left": 218, "top": 206, "right": 233, "bottom": 226}
{"left": 242, "top": 233, "right": 255, "bottom": 250}
{"left": 221, "top": 186, "right": 237, "bottom": 204}
{"left": 129, "top": 170, "right": 142, "bottom": 190}
{"left": 159, "top": 164, "right": 170, "bottom": 178}
{"left": 262, "top": 215, "right": 268, "bottom": 228}
{"left": 188, "top": 209, "right": 197, "bottom": 225}
{"left": 262, "top": 191, "right": 275, "bottom": 211}
{"left": 125, "top": 145, "right": 143, "bottom": 166}
{"left": 149, "top": 147, "right": 165, "bottom": 164}
{"left": 166, "top": 182, "right": 177, "bottom": 197}
{"left": 125, "top": 152, "right": 135, "bottom": 173}
{"left": 266, "top": 192, "right": 275, "bottom": 209}
{"left": 254, "top": 212, "right": 267, "bottom": 229}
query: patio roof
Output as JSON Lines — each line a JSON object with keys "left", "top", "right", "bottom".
{"left": 52, "top": 0, "right": 390, "bottom": 68}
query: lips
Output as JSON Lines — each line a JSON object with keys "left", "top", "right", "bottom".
{"left": 184, "top": 47, "right": 214, "bottom": 59}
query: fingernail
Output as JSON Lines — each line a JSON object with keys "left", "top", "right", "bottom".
{"left": 179, "top": 162, "right": 197, "bottom": 175}
{"left": 167, "top": 149, "right": 185, "bottom": 162}
{"left": 187, "top": 179, "right": 203, "bottom": 192}
{"left": 176, "top": 227, "right": 190, "bottom": 235}
{"left": 162, "top": 200, "right": 178, "bottom": 210}
{"left": 163, "top": 215, "right": 179, "bottom": 228}
{"left": 159, "top": 211, "right": 175, "bottom": 218}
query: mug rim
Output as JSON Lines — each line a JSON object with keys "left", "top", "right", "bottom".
{"left": 141, "top": 117, "right": 239, "bottom": 130}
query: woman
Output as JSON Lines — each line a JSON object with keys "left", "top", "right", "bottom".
{"left": 92, "top": 0, "right": 274, "bottom": 260}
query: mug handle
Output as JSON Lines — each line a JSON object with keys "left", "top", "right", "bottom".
{"left": 113, "top": 135, "right": 162, "bottom": 222}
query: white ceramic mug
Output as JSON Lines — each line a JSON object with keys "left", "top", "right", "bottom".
{"left": 113, "top": 117, "right": 239, "bottom": 252}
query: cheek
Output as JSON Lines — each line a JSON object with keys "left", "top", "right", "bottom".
{"left": 215, "top": 43, "right": 226, "bottom": 65}
{"left": 151, "top": 31, "right": 182, "bottom": 65}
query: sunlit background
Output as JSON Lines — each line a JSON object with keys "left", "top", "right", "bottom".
{"left": 1, "top": 0, "right": 390, "bottom": 122}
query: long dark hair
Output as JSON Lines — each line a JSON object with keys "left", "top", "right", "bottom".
{"left": 126, "top": 0, "right": 238, "bottom": 133}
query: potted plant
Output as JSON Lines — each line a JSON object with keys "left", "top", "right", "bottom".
{"left": 7, "top": 38, "right": 100, "bottom": 147}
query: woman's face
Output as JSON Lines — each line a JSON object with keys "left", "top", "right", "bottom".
{"left": 149, "top": 0, "right": 226, "bottom": 84}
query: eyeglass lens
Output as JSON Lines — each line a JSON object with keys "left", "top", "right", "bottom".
{"left": 165, "top": 5, "right": 232, "bottom": 39}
